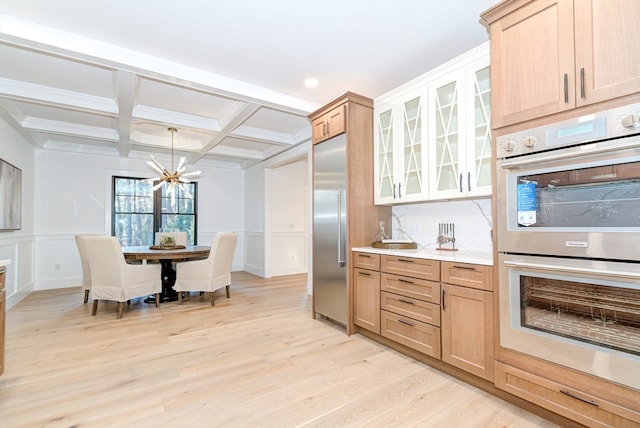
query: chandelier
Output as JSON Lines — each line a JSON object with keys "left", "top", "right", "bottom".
{"left": 144, "top": 127, "right": 201, "bottom": 200}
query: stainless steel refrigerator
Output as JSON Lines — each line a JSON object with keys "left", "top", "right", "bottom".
{"left": 313, "top": 133, "right": 347, "bottom": 326}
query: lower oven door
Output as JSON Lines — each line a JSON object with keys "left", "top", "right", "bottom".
{"left": 496, "top": 135, "right": 640, "bottom": 261}
{"left": 499, "top": 253, "right": 640, "bottom": 390}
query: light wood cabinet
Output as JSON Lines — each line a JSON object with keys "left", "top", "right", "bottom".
{"left": 351, "top": 252, "right": 495, "bottom": 379}
{"left": 311, "top": 104, "right": 346, "bottom": 144}
{"left": 483, "top": 0, "right": 640, "bottom": 128}
{"left": 496, "top": 362, "right": 640, "bottom": 428}
{"left": 374, "top": 43, "right": 491, "bottom": 204}
{"left": 353, "top": 252, "right": 381, "bottom": 334}
{"left": 440, "top": 262, "right": 494, "bottom": 381}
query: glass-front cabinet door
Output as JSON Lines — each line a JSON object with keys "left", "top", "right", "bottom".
{"left": 466, "top": 57, "right": 492, "bottom": 198}
{"left": 374, "top": 103, "right": 396, "bottom": 204}
{"left": 429, "top": 69, "right": 464, "bottom": 199}
{"left": 374, "top": 91, "right": 428, "bottom": 204}
{"left": 429, "top": 57, "right": 492, "bottom": 200}
{"left": 398, "top": 91, "right": 428, "bottom": 203}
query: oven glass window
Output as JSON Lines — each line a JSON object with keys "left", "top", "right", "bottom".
{"left": 520, "top": 275, "right": 640, "bottom": 356}
{"left": 516, "top": 161, "right": 640, "bottom": 228}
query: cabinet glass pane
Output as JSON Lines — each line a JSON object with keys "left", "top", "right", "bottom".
{"left": 474, "top": 66, "right": 492, "bottom": 188}
{"left": 435, "top": 81, "right": 459, "bottom": 192}
{"left": 403, "top": 97, "right": 424, "bottom": 196}
{"left": 377, "top": 109, "right": 394, "bottom": 198}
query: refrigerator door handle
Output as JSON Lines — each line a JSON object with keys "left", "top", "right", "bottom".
{"left": 337, "top": 188, "right": 347, "bottom": 267}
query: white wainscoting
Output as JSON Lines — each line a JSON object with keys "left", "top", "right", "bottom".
{"left": 244, "top": 231, "right": 265, "bottom": 277}
{"left": 270, "top": 231, "right": 307, "bottom": 277}
{"left": 1, "top": 235, "right": 36, "bottom": 310}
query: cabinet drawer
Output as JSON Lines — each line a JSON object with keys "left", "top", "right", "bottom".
{"left": 381, "top": 310, "right": 441, "bottom": 359}
{"left": 496, "top": 362, "right": 640, "bottom": 428}
{"left": 381, "top": 291, "right": 440, "bottom": 327}
{"left": 381, "top": 273, "right": 440, "bottom": 304}
{"left": 381, "top": 255, "right": 440, "bottom": 281}
{"left": 441, "top": 261, "right": 493, "bottom": 291}
{"left": 353, "top": 252, "right": 380, "bottom": 270}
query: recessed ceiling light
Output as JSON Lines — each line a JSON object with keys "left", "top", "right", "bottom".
{"left": 304, "top": 78, "right": 319, "bottom": 88}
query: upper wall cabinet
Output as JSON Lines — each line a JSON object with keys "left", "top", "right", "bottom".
{"left": 311, "top": 104, "right": 346, "bottom": 144}
{"left": 374, "top": 90, "right": 429, "bottom": 204}
{"left": 483, "top": 0, "right": 640, "bottom": 129}
{"left": 374, "top": 43, "right": 491, "bottom": 205}
{"left": 428, "top": 56, "right": 492, "bottom": 199}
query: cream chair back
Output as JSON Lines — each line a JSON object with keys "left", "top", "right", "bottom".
{"left": 209, "top": 232, "right": 237, "bottom": 279}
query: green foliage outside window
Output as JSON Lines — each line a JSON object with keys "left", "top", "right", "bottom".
{"left": 112, "top": 177, "right": 197, "bottom": 246}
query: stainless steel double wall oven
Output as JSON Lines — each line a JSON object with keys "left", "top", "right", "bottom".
{"left": 496, "top": 103, "right": 640, "bottom": 390}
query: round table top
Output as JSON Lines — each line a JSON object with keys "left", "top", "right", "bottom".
{"left": 122, "top": 245, "right": 210, "bottom": 261}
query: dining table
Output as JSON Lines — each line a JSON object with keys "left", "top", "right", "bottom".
{"left": 122, "top": 245, "right": 210, "bottom": 302}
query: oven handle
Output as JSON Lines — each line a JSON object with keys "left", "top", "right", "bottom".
{"left": 503, "top": 260, "right": 640, "bottom": 280}
{"left": 500, "top": 139, "right": 640, "bottom": 169}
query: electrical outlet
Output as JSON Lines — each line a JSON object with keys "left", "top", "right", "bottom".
{"left": 409, "top": 223, "right": 421, "bottom": 234}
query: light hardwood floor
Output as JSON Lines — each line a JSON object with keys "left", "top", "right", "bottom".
{"left": 1, "top": 272, "right": 559, "bottom": 427}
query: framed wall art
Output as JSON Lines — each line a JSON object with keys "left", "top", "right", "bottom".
{"left": 0, "top": 158, "right": 22, "bottom": 231}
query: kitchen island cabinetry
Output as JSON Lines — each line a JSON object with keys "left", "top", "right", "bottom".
{"left": 482, "top": 0, "right": 640, "bottom": 129}
{"left": 440, "top": 262, "right": 494, "bottom": 381}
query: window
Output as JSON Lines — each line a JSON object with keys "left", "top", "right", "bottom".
{"left": 112, "top": 176, "right": 197, "bottom": 246}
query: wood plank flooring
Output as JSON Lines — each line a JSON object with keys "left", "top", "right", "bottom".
{"left": 0, "top": 272, "right": 559, "bottom": 427}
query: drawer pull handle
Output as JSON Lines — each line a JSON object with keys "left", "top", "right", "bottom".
{"left": 398, "top": 298, "right": 415, "bottom": 305}
{"left": 452, "top": 265, "right": 475, "bottom": 271}
{"left": 358, "top": 254, "right": 371, "bottom": 258}
{"left": 398, "top": 278, "right": 414, "bottom": 284}
{"left": 358, "top": 272, "right": 371, "bottom": 277}
{"left": 397, "top": 258, "right": 415, "bottom": 263}
{"left": 398, "top": 319, "right": 414, "bottom": 327}
{"left": 560, "top": 390, "right": 599, "bottom": 407}
{"left": 442, "top": 289, "right": 446, "bottom": 310}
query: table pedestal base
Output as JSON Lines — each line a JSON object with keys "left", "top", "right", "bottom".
{"left": 145, "top": 260, "right": 178, "bottom": 303}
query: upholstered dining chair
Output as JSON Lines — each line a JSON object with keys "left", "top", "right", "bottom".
{"left": 82, "top": 235, "right": 162, "bottom": 319}
{"left": 173, "top": 232, "right": 237, "bottom": 306}
{"left": 74, "top": 234, "right": 94, "bottom": 304}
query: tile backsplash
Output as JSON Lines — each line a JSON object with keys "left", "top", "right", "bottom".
{"left": 391, "top": 198, "right": 493, "bottom": 253}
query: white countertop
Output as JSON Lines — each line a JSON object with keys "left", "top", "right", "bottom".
{"left": 0, "top": 259, "right": 11, "bottom": 267}
{"left": 352, "top": 247, "right": 493, "bottom": 266}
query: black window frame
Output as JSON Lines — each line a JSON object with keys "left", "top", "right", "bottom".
{"left": 111, "top": 176, "right": 198, "bottom": 246}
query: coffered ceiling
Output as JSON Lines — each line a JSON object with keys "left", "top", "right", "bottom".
{"left": 0, "top": 0, "right": 494, "bottom": 169}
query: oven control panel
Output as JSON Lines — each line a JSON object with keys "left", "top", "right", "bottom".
{"left": 496, "top": 103, "right": 640, "bottom": 158}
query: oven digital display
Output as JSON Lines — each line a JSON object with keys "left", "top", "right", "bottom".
{"left": 546, "top": 116, "right": 607, "bottom": 147}
{"left": 556, "top": 122, "right": 594, "bottom": 139}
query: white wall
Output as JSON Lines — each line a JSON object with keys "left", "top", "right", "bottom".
{"left": 269, "top": 160, "right": 308, "bottom": 276}
{"left": 0, "top": 118, "right": 36, "bottom": 309}
{"left": 391, "top": 198, "right": 493, "bottom": 253}
{"left": 33, "top": 149, "right": 246, "bottom": 291}
{"left": 244, "top": 165, "right": 266, "bottom": 277}
{"left": 244, "top": 141, "right": 312, "bottom": 286}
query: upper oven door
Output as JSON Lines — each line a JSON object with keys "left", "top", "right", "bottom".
{"left": 497, "top": 135, "right": 640, "bottom": 261}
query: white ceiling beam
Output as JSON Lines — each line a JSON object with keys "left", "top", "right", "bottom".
{"left": 0, "top": 100, "right": 46, "bottom": 148}
{"left": 132, "top": 105, "right": 221, "bottom": 132}
{"left": 0, "top": 77, "right": 118, "bottom": 114}
{"left": 189, "top": 102, "right": 261, "bottom": 163}
{"left": 114, "top": 70, "right": 138, "bottom": 156}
